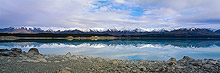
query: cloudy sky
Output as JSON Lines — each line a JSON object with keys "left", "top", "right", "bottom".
{"left": 0, "top": 0, "right": 220, "bottom": 30}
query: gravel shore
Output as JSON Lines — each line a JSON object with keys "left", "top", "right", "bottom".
{"left": 0, "top": 48, "right": 220, "bottom": 73}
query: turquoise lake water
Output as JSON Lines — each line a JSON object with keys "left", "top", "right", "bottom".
{"left": 0, "top": 40, "right": 220, "bottom": 61}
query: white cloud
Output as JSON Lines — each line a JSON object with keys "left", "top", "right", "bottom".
{"left": 114, "top": 0, "right": 126, "bottom": 3}
{"left": 0, "top": 0, "right": 219, "bottom": 29}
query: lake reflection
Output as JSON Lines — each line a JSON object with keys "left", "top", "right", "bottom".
{"left": 0, "top": 40, "right": 220, "bottom": 61}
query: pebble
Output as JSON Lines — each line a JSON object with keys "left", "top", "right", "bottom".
{"left": 44, "top": 56, "right": 49, "bottom": 58}
{"left": 69, "top": 57, "right": 77, "bottom": 60}
{"left": 37, "top": 58, "right": 47, "bottom": 62}
{"left": 112, "top": 60, "right": 118, "bottom": 64}
{"left": 58, "top": 68, "right": 72, "bottom": 73}
{"left": 54, "top": 61, "right": 60, "bottom": 63}
{"left": 22, "top": 59, "right": 40, "bottom": 62}
{"left": 139, "top": 66, "right": 146, "bottom": 71}
{"left": 7, "top": 59, "right": 11, "bottom": 62}
{"left": 203, "top": 64, "right": 213, "bottom": 69}
{"left": 97, "top": 58, "right": 103, "bottom": 62}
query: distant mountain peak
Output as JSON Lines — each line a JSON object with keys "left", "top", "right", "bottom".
{"left": 0, "top": 27, "right": 220, "bottom": 36}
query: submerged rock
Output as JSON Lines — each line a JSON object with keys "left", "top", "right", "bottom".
{"left": 28, "top": 48, "right": 40, "bottom": 56}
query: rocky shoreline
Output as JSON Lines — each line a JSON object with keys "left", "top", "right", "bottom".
{"left": 0, "top": 48, "right": 220, "bottom": 73}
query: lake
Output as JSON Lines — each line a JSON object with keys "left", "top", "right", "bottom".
{"left": 0, "top": 39, "right": 220, "bottom": 61}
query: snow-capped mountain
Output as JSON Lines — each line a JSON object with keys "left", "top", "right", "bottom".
{"left": 0, "top": 27, "right": 220, "bottom": 36}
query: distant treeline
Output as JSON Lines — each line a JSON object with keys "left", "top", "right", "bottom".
{"left": 0, "top": 33, "right": 220, "bottom": 39}
{"left": 0, "top": 33, "right": 111, "bottom": 37}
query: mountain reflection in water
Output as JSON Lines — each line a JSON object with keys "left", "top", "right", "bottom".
{"left": 0, "top": 39, "right": 220, "bottom": 61}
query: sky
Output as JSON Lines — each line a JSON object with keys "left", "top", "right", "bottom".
{"left": 0, "top": 0, "right": 220, "bottom": 30}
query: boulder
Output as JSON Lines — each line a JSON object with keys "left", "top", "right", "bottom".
{"left": 0, "top": 49, "right": 9, "bottom": 52}
{"left": 28, "top": 48, "right": 40, "bottom": 56}
{"left": 166, "top": 57, "right": 177, "bottom": 65}
{"left": 65, "top": 52, "right": 71, "bottom": 57}
{"left": 0, "top": 49, "right": 15, "bottom": 56}
{"left": 179, "top": 56, "right": 195, "bottom": 62}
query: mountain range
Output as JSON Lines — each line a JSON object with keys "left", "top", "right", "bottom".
{"left": 0, "top": 27, "right": 220, "bottom": 36}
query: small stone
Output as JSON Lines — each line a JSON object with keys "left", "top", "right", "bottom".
{"left": 54, "top": 61, "right": 60, "bottom": 63}
{"left": 28, "top": 48, "right": 40, "bottom": 56}
{"left": 112, "top": 60, "right": 118, "bottom": 64}
{"left": 202, "top": 60, "right": 208, "bottom": 63}
{"left": 100, "top": 70, "right": 104, "bottom": 72}
{"left": 208, "top": 61, "right": 218, "bottom": 64}
{"left": 65, "top": 52, "right": 71, "bottom": 57}
{"left": 175, "top": 65, "right": 184, "bottom": 69}
{"left": 37, "top": 58, "right": 47, "bottom": 62}
{"left": 58, "top": 68, "right": 72, "bottom": 73}
{"left": 7, "top": 59, "right": 11, "bottom": 62}
{"left": 22, "top": 59, "right": 40, "bottom": 62}
{"left": 132, "top": 70, "right": 137, "bottom": 72}
{"left": 139, "top": 66, "right": 146, "bottom": 71}
{"left": 17, "top": 60, "right": 22, "bottom": 62}
{"left": 105, "top": 58, "right": 111, "bottom": 62}
{"left": 153, "top": 69, "right": 160, "bottom": 72}
{"left": 30, "top": 56, "right": 40, "bottom": 59}
{"left": 65, "top": 67, "right": 71, "bottom": 70}
{"left": 84, "top": 56, "right": 93, "bottom": 59}
{"left": 69, "top": 57, "right": 77, "bottom": 60}
{"left": 97, "top": 58, "right": 103, "bottom": 62}
{"left": 44, "top": 56, "right": 49, "bottom": 58}
{"left": 83, "top": 60, "right": 92, "bottom": 63}
{"left": 203, "top": 64, "right": 213, "bottom": 69}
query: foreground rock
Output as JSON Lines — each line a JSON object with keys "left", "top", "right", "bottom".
{"left": 28, "top": 48, "right": 40, "bottom": 56}
{"left": 0, "top": 48, "right": 220, "bottom": 73}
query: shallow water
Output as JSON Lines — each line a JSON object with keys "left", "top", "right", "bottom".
{"left": 0, "top": 39, "right": 220, "bottom": 61}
